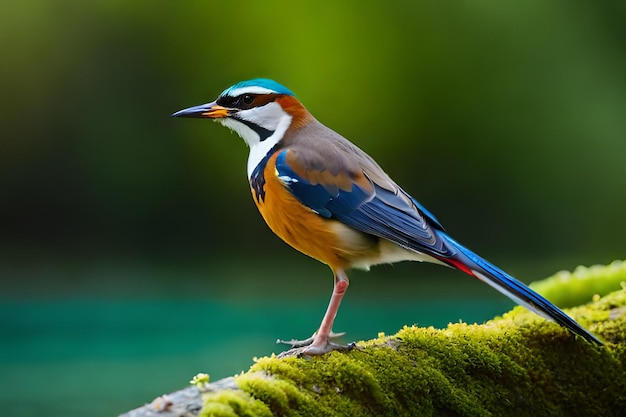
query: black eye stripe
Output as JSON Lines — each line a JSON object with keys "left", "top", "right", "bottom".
{"left": 216, "top": 95, "right": 238, "bottom": 107}
{"left": 216, "top": 94, "right": 256, "bottom": 109}
{"left": 216, "top": 93, "right": 279, "bottom": 110}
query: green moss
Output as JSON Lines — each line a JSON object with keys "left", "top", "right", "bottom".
{"left": 199, "top": 261, "right": 626, "bottom": 416}
{"left": 530, "top": 260, "right": 626, "bottom": 307}
{"left": 199, "top": 389, "right": 272, "bottom": 417}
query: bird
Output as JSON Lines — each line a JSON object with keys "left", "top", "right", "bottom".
{"left": 172, "top": 78, "right": 602, "bottom": 354}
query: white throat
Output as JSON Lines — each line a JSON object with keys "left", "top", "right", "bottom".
{"left": 218, "top": 102, "right": 293, "bottom": 178}
{"left": 245, "top": 115, "right": 291, "bottom": 178}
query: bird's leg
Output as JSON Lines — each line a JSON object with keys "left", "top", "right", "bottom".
{"left": 277, "top": 269, "right": 354, "bottom": 357}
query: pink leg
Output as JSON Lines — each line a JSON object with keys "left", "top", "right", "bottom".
{"left": 306, "top": 269, "right": 349, "bottom": 352}
{"left": 277, "top": 269, "right": 353, "bottom": 356}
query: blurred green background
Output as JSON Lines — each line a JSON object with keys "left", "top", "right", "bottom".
{"left": 1, "top": 1, "right": 625, "bottom": 416}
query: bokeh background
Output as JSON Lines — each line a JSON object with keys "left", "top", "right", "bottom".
{"left": 1, "top": 1, "right": 625, "bottom": 416}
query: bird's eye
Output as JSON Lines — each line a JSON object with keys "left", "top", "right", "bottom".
{"left": 241, "top": 94, "right": 255, "bottom": 106}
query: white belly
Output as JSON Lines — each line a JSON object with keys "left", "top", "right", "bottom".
{"left": 330, "top": 221, "right": 445, "bottom": 270}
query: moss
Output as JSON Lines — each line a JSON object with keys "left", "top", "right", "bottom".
{"left": 199, "top": 261, "right": 626, "bottom": 416}
{"left": 530, "top": 260, "right": 626, "bottom": 307}
{"left": 199, "top": 389, "right": 272, "bottom": 417}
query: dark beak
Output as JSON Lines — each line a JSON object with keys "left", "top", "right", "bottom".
{"left": 172, "top": 100, "right": 230, "bottom": 119}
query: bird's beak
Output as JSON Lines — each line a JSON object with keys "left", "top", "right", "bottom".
{"left": 171, "top": 101, "right": 230, "bottom": 119}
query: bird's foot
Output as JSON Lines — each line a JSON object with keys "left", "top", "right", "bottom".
{"left": 277, "top": 331, "right": 346, "bottom": 348}
{"left": 276, "top": 331, "right": 354, "bottom": 358}
{"left": 277, "top": 341, "right": 356, "bottom": 358}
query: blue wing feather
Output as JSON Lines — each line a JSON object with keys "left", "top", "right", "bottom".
{"left": 275, "top": 150, "right": 370, "bottom": 218}
{"left": 275, "top": 150, "right": 451, "bottom": 256}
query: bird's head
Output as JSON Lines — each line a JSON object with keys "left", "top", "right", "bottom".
{"left": 173, "top": 78, "right": 311, "bottom": 148}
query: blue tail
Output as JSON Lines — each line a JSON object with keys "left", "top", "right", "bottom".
{"left": 438, "top": 232, "right": 603, "bottom": 345}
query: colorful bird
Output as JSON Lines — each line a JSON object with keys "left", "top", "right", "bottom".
{"left": 173, "top": 78, "right": 602, "bottom": 354}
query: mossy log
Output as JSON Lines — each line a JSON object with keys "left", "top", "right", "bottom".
{"left": 120, "top": 261, "right": 626, "bottom": 417}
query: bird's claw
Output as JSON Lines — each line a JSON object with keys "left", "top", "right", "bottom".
{"left": 276, "top": 331, "right": 346, "bottom": 348}
{"left": 277, "top": 341, "right": 356, "bottom": 358}
{"left": 276, "top": 331, "right": 353, "bottom": 357}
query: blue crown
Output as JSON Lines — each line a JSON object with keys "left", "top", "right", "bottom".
{"left": 222, "top": 78, "right": 295, "bottom": 97}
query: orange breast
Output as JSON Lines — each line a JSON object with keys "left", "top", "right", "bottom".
{"left": 251, "top": 154, "right": 372, "bottom": 270}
